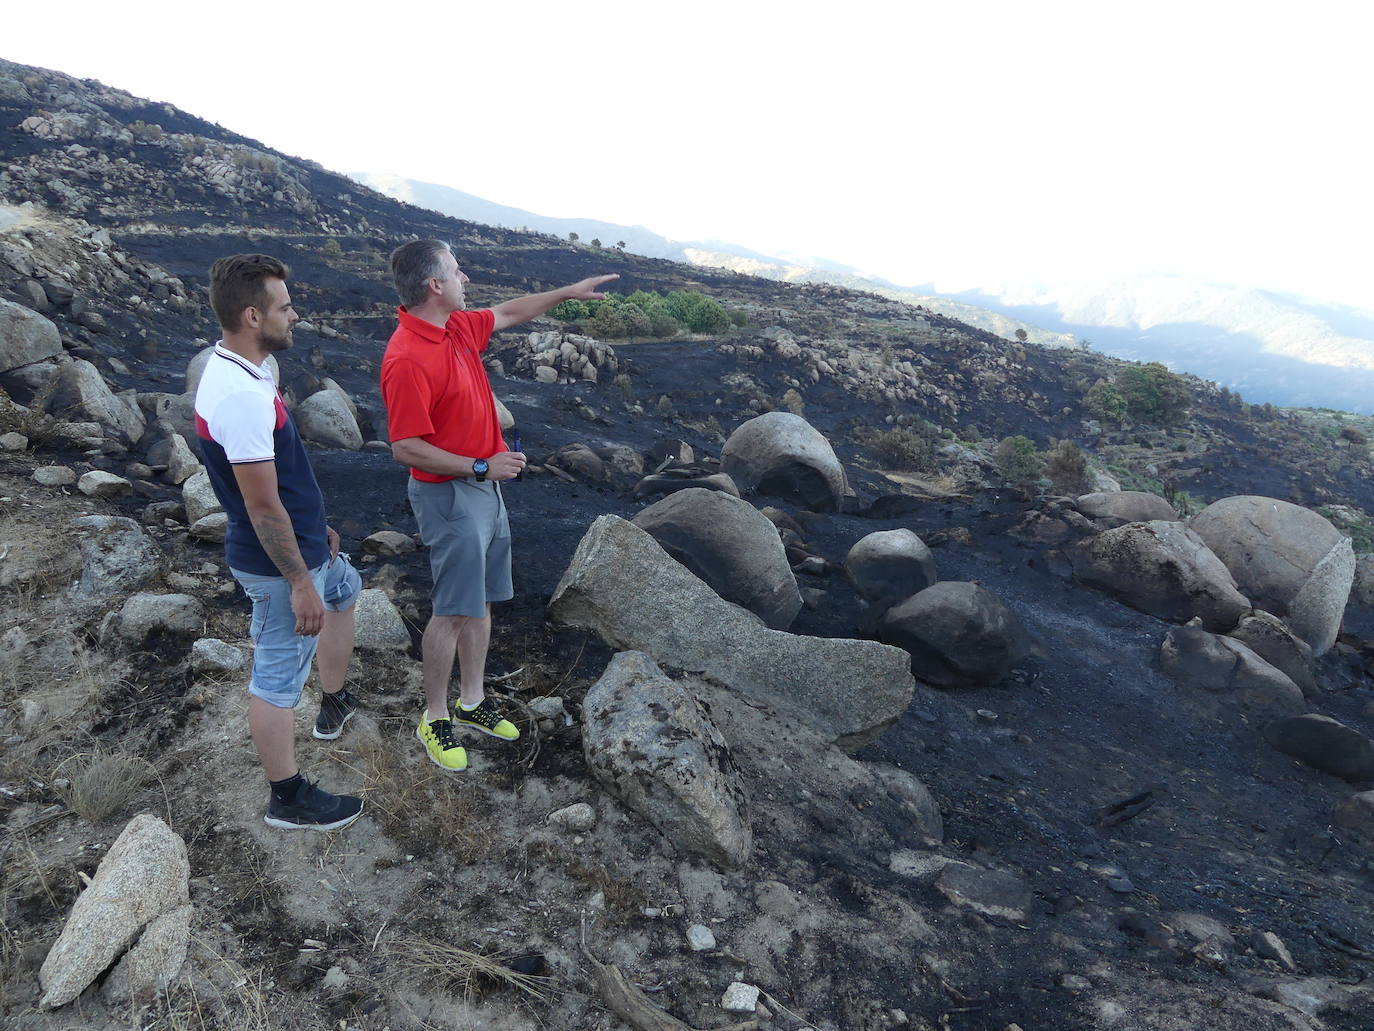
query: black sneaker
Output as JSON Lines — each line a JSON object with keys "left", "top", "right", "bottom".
{"left": 313, "top": 688, "right": 357, "bottom": 741}
{"left": 264, "top": 777, "right": 363, "bottom": 831}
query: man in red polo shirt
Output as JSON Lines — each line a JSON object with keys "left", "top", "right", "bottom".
{"left": 381, "top": 239, "right": 616, "bottom": 772}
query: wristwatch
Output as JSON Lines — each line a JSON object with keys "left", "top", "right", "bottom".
{"left": 472, "top": 458, "right": 489, "bottom": 482}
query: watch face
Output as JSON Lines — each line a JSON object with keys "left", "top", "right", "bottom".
{"left": 473, "top": 459, "right": 489, "bottom": 475}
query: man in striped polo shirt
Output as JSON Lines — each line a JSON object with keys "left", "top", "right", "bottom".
{"left": 196, "top": 254, "right": 363, "bottom": 831}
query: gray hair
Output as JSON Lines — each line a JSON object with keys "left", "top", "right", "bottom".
{"left": 389, "top": 239, "right": 452, "bottom": 309}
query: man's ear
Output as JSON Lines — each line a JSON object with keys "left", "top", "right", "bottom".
{"left": 243, "top": 305, "right": 261, "bottom": 329}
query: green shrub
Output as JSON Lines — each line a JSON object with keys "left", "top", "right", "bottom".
{"left": 614, "top": 373, "right": 633, "bottom": 401}
{"left": 618, "top": 302, "right": 651, "bottom": 339}
{"left": 1116, "top": 362, "right": 1191, "bottom": 425}
{"left": 656, "top": 395, "right": 675, "bottom": 418}
{"left": 322, "top": 238, "right": 343, "bottom": 258}
{"left": 1085, "top": 379, "right": 1128, "bottom": 422}
{"left": 995, "top": 436, "right": 1043, "bottom": 489}
{"left": 549, "top": 299, "right": 588, "bottom": 322}
{"left": 869, "top": 424, "right": 939, "bottom": 473}
{"left": 1044, "top": 439, "right": 1089, "bottom": 495}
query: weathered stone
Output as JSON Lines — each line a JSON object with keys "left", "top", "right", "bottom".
{"left": 33, "top": 465, "right": 76, "bottom": 486}
{"left": 0, "top": 296, "right": 63, "bottom": 372}
{"left": 1071, "top": 520, "right": 1251, "bottom": 631}
{"left": 101, "top": 903, "right": 192, "bottom": 1004}
{"left": 69, "top": 515, "right": 164, "bottom": 603}
{"left": 633, "top": 468, "right": 740, "bottom": 499}
{"left": 846, "top": 528, "right": 938, "bottom": 620}
{"left": 1191, "top": 496, "right": 1354, "bottom": 655}
{"left": 548, "top": 442, "right": 606, "bottom": 480}
{"left": 598, "top": 444, "right": 643, "bottom": 476}
{"left": 582, "top": 652, "right": 751, "bottom": 868}
{"left": 1251, "top": 930, "right": 1297, "bottom": 972}
{"left": 878, "top": 581, "right": 1029, "bottom": 688}
{"left": 39, "top": 815, "right": 190, "bottom": 1009}
{"left": 721, "top": 411, "right": 847, "bottom": 511}
{"left": 1263, "top": 714, "right": 1374, "bottom": 782}
{"left": 182, "top": 469, "right": 223, "bottom": 524}
{"left": 77, "top": 470, "right": 131, "bottom": 499}
{"left": 722, "top": 982, "right": 761, "bottom": 1013}
{"left": 548, "top": 516, "right": 914, "bottom": 750}
{"left": 546, "top": 802, "right": 596, "bottom": 833}
{"left": 107, "top": 593, "right": 205, "bottom": 644}
{"left": 163, "top": 433, "right": 200, "bottom": 485}
{"left": 493, "top": 395, "right": 515, "bottom": 430}
{"left": 189, "top": 513, "right": 228, "bottom": 542}
{"left": 191, "top": 638, "right": 245, "bottom": 674}
{"left": 362, "top": 530, "right": 416, "bottom": 556}
{"left": 295, "top": 390, "right": 363, "bottom": 450}
{"left": 1075, "top": 490, "right": 1178, "bottom": 525}
{"left": 353, "top": 589, "right": 410, "bottom": 651}
{"left": 46, "top": 359, "right": 145, "bottom": 444}
{"left": 1227, "top": 610, "right": 1317, "bottom": 696}
{"left": 533, "top": 364, "right": 557, "bottom": 384}
{"left": 1159, "top": 626, "right": 1305, "bottom": 716}
{"left": 632, "top": 488, "right": 801, "bottom": 630}
{"left": 935, "top": 864, "right": 1032, "bottom": 922}
{"left": 0, "top": 430, "right": 28, "bottom": 451}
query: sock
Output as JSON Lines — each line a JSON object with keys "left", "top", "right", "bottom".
{"left": 269, "top": 773, "right": 304, "bottom": 805}
{"left": 459, "top": 699, "right": 481, "bottom": 712}
{"left": 425, "top": 711, "right": 449, "bottom": 724}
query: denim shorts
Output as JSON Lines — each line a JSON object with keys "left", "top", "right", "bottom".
{"left": 407, "top": 478, "right": 513, "bottom": 618}
{"left": 229, "top": 553, "right": 362, "bottom": 709}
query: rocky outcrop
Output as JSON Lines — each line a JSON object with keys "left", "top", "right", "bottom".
{"left": 878, "top": 581, "right": 1030, "bottom": 687}
{"left": 516, "top": 330, "right": 617, "bottom": 384}
{"left": 548, "top": 516, "right": 913, "bottom": 750}
{"left": 46, "top": 359, "right": 145, "bottom": 444}
{"left": 294, "top": 389, "right": 363, "bottom": 450}
{"left": 102, "top": 592, "right": 205, "bottom": 645}
{"left": 631, "top": 488, "right": 801, "bottom": 630}
{"left": 721, "top": 411, "right": 847, "bottom": 511}
{"left": 1158, "top": 626, "right": 1305, "bottom": 716}
{"left": 846, "top": 528, "right": 938, "bottom": 621}
{"left": 1071, "top": 520, "right": 1251, "bottom": 631}
{"left": 102, "top": 903, "right": 193, "bottom": 1005}
{"left": 353, "top": 589, "right": 410, "bottom": 651}
{"left": 582, "top": 652, "right": 751, "bottom": 868}
{"left": 69, "top": 515, "right": 164, "bottom": 603}
{"left": 1263, "top": 714, "right": 1374, "bottom": 782}
{"left": 39, "top": 815, "right": 190, "bottom": 1009}
{"left": 1190, "top": 496, "right": 1354, "bottom": 655}
{"left": 182, "top": 469, "right": 223, "bottom": 525}
{"left": 633, "top": 468, "right": 740, "bottom": 499}
{"left": 0, "top": 297, "right": 62, "bottom": 371}
{"left": 1226, "top": 610, "right": 1317, "bottom": 696}
{"left": 1075, "top": 491, "right": 1178, "bottom": 525}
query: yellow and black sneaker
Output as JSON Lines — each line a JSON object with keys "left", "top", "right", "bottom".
{"left": 417, "top": 714, "right": 468, "bottom": 772}
{"left": 455, "top": 697, "right": 520, "bottom": 741}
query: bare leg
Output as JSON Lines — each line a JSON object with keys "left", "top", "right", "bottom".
{"left": 421, "top": 614, "right": 464, "bottom": 721}
{"left": 317, "top": 606, "right": 355, "bottom": 696}
{"left": 248, "top": 696, "right": 297, "bottom": 781}
{"left": 455, "top": 604, "right": 492, "bottom": 708}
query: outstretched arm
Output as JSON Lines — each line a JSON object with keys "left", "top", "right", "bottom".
{"left": 491, "top": 274, "right": 620, "bottom": 331}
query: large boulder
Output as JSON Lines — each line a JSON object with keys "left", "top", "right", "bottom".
{"left": 146, "top": 432, "right": 202, "bottom": 485}
{"left": 1159, "top": 626, "right": 1305, "bottom": 716}
{"left": 39, "top": 815, "right": 190, "bottom": 1009}
{"left": 846, "top": 529, "right": 938, "bottom": 621}
{"left": 45, "top": 359, "right": 145, "bottom": 444}
{"left": 69, "top": 516, "right": 165, "bottom": 604}
{"left": 1263, "top": 714, "right": 1374, "bottom": 782}
{"left": 1070, "top": 520, "right": 1251, "bottom": 631}
{"left": 1190, "top": 496, "right": 1354, "bottom": 655}
{"left": 294, "top": 390, "right": 363, "bottom": 450}
{"left": 877, "top": 581, "right": 1029, "bottom": 687}
{"left": 582, "top": 652, "right": 751, "bottom": 868}
{"left": 721, "top": 411, "right": 847, "bottom": 511}
{"left": 0, "top": 297, "right": 62, "bottom": 371}
{"left": 634, "top": 468, "right": 740, "bottom": 500}
{"left": 1075, "top": 491, "right": 1178, "bottom": 525}
{"left": 1227, "top": 610, "right": 1317, "bottom": 696}
{"left": 353, "top": 589, "right": 411, "bottom": 651}
{"left": 103, "top": 593, "right": 206, "bottom": 645}
{"left": 548, "top": 516, "right": 914, "bottom": 750}
{"left": 631, "top": 488, "right": 802, "bottom": 630}
{"left": 186, "top": 345, "right": 279, "bottom": 394}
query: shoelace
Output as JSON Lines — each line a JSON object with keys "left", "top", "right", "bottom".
{"left": 461, "top": 701, "right": 501, "bottom": 729}
{"left": 428, "top": 718, "right": 462, "bottom": 750}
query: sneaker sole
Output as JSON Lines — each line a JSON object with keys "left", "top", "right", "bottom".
{"left": 416, "top": 724, "right": 468, "bottom": 772}
{"left": 263, "top": 805, "right": 364, "bottom": 832}
{"left": 454, "top": 718, "right": 520, "bottom": 741}
{"left": 312, "top": 710, "right": 355, "bottom": 741}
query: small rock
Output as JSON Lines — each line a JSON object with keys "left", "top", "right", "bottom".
{"left": 33, "top": 466, "right": 77, "bottom": 486}
{"left": 189, "top": 513, "right": 228, "bottom": 543}
{"left": 362, "top": 530, "right": 416, "bottom": 556}
{"left": 1058, "top": 973, "right": 1091, "bottom": 991}
{"left": 721, "top": 982, "right": 761, "bottom": 1013}
{"left": 0, "top": 431, "right": 28, "bottom": 451}
{"left": 546, "top": 802, "right": 596, "bottom": 833}
{"left": 322, "top": 965, "right": 348, "bottom": 989}
{"left": 1107, "top": 876, "right": 1135, "bottom": 893}
{"left": 191, "top": 639, "right": 245, "bottom": 674}
{"left": 78, "top": 470, "right": 132, "bottom": 498}
{"left": 686, "top": 924, "right": 716, "bottom": 951}
{"left": 1252, "top": 930, "right": 1297, "bottom": 971}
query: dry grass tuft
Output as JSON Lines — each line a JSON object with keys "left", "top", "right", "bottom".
{"left": 387, "top": 934, "right": 556, "bottom": 1005}
{"left": 54, "top": 750, "right": 159, "bottom": 824}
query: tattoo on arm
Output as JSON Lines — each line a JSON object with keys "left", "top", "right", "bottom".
{"left": 248, "top": 509, "right": 310, "bottom": 583}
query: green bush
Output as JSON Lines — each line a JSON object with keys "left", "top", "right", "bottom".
{"left": 549, "top": 299, "right": 588, "bottom": 322}
{"left": 322, "top": 238, "right": 343, "bottom": 258}
{"left": 869, "top": 424, "right": 938, "bottom": 473}
{"left": 1044, "top": 439, "right": 1089, "bottom": 495}
{"left": 1116, "top": 362, "right": 1191, "bottom": 425}
{"left": 618, "top": 302, "right": 651, "bottom": 339}
{"left": 995, "top": 436, "right": 1043, "bottom": 489}
{"left": 1085, "top": 379, "right": 1128, "bottom": 422}
{"left": 656, "top": 395, "right": 675, "bottom": 418}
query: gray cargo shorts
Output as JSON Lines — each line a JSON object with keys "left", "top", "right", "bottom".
{"left": 407, "top": 477, "right": 513, "bottom": 618}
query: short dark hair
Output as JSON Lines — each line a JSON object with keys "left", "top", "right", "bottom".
{"left": 209, "top": 254, "right": 290, "bottom": 332}
{"left": 390, "top": 239, "right": 451, "bottom": 309}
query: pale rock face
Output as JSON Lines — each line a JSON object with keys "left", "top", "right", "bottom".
{"left": 1158, "top": 626, "right": 1305, "bottom": 716}
{"left": 582, "top": 651, "right": 752, "bottom": 868}
{"left": 352, "top": 589, "right": 411, "bottom": 651}
{"left": 721, "top": 411, "right": 847, "bottom": 512}
{"left": 69, "top": 515, "right": 165, "bottom": 603}
{"left": 548, "top": 515, "right": 914, "bottom": 750}
{"left": 1190, "top": 495, "right": 1354, "bottom": 655}
{"left": 878, "top": 581, "right": 1030, "bottom": 688}
{"left": 46, "top": 359, "right": 145, "bottom": 444}
{"left": 106, "top": 592, "right": 206, "bottom": 644}
{"left": 632, "top": 488, "right": 801, "bottom": 630}
{"left": 295, "top": 389, "right": 363, "bottom": 450}
{"left": 191, "top": 637, "right": 245, "bottom": 673}
{"left": 0, "top": 296, "right": 62, "bottom": 371}
{"left": 39, "top": 815, "right": 190, "bottom": 1009}
{"left": 1075, "top": 490, "right": 1178, "bottom": 525}
{"left": 845, "top": 528, "right": 938, "bottom": 619}
{"left": 182, "top": 470, "right": 223, "bottom": 524}
{"left": 77, "top": 470, "right": 131, "bottom": 499}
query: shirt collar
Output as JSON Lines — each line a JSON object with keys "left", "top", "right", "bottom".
{"left": 213, "top": 341, "right": 269, "bottom": 380}
{"left": 396, "top": 306, "right": 446, "bottom": 343}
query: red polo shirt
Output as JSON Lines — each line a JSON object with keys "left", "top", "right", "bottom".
{"left": 380, "top": 306, "right": 507, "bottom": 483}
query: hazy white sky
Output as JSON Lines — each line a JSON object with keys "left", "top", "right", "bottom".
{"left": 7, "top": 1, "right": 1372, "bottom": 307}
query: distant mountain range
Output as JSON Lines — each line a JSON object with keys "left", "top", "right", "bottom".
{"left": 353, "top": 172, "right": 1374, "bottom": 413}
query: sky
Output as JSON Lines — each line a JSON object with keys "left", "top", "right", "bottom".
{"left": 6, "top": 1, "right": 1373, "bottom": 309}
